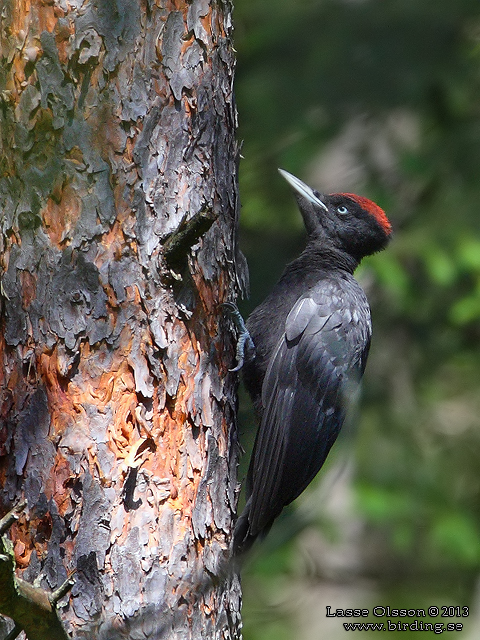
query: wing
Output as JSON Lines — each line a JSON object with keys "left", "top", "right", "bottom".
{"left": 246, "top": 276, "right": 372, "bottom": 537}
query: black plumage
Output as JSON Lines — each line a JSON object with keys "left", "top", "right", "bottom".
{"left": 233, "top": 169, "right": 392, "bottom": 555}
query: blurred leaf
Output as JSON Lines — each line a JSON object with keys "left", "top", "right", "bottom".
{"left": 356, "top": 483, "right": 413, "bottom": 523}
{"left": 365, "top": 252, "right": 411, "bottom": 304}
{"left": 431, "top": 513, "right": 480, "bottom": 566}
{"left": 457, "top": 237, "right": 480, "bottom": 271}
{"left": 449, "top": 291, "right": 480, "bottom": 324}
{"left": 423, "top": 244, "right": 457, "bottom": 286}
{"left": 392, "top": 522, "right": 415, "bottom": 552}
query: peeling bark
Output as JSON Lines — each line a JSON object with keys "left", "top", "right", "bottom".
{"left": 0, "top": 1, "right": 245, "bottom": 638}
{"left": 0, "top": 501, "right": 73, "bottom": 640}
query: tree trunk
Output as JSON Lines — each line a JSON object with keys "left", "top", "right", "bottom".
{"left": 0, "top": 1, "right": 245, "bottom": 638}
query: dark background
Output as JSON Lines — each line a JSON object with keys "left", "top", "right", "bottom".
{"left": 233, "top": 1, "right": 480, "bottom": 638}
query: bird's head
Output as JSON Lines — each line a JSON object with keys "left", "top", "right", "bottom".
{"left": 279, "top": 169, "right": 392, "bottom": 260}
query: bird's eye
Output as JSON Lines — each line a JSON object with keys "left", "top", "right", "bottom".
{"left": 337, "top": 205, "right": 349, "bottom": 215}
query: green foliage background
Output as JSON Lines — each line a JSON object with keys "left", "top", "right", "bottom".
{"left": 233, "top": 0, "right": 480, "bottom": 637}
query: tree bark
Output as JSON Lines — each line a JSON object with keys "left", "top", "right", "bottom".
{"left": 0, "top": 1, "right": 245, "bottom": 638}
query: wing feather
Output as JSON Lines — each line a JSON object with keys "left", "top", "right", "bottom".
{"left": 246, "top": 275, "right": 371, "bottom": 536}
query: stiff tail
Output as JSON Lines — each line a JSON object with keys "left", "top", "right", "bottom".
{"left": 232, "top": 499, "right": 258, "bottom": 557}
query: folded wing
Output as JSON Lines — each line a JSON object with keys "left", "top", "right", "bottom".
{"left": 246, "top": 276, "right": 372, "bottom": 537}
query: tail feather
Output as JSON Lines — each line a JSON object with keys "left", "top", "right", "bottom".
{"left": 232, "top": 499, "right": 258, "bottom": 556}
{"left": 233, "top": 498, "right": 276, "bottom": 557}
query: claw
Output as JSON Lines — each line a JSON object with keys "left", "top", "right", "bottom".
{"left": 222, "top": 302, "right": 255, "bottom": 371}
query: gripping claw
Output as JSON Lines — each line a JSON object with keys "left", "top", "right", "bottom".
{"left": 222, "top": 302, "right": 255, "bottom": 371}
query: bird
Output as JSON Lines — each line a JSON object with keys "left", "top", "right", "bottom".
{"left": 231, "top": 169, "right": 392, "bottom": 555}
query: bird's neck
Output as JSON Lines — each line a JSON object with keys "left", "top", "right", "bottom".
{"left": 288, "top": 243, "right": 359, "bottom": 279}
{"left": 275, "top": 244, "right": 359, "bottom": 295}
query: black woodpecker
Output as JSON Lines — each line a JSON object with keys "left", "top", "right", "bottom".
{"left": 232, "top": 169, "right": 392, "bottom": 555}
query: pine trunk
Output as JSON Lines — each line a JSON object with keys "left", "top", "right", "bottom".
{"left": 0, "top": 1, "right": 245, "bottom": 638}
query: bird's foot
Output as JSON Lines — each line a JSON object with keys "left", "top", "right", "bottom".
{"left": 222, "top": 302, "right": 256, "bottom": 371}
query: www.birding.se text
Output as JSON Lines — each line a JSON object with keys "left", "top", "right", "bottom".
{"left": 343, "top": 621, "right": 464, "bottom": 633}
